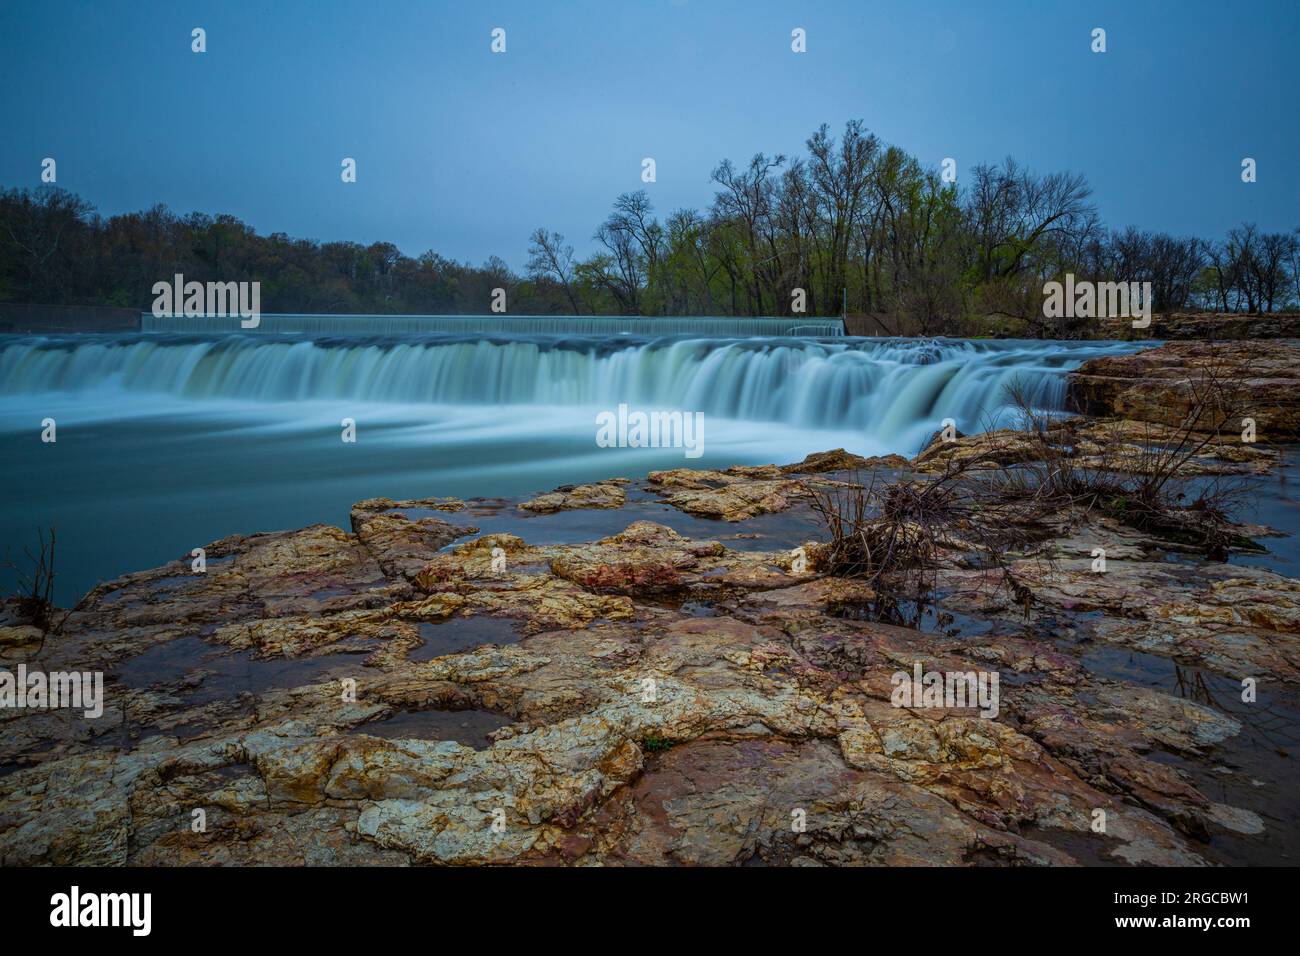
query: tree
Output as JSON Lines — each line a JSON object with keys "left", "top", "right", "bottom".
{"left": 526, "top": 228, "right": 582, "bottom": 313}
{"left": 1254, "top": 231, "right": 1299, "bottom": 312}
{"left": 3, "top": 127, "right": 1296, "bottom": 327}
{"left": 0, "top": 187, "right": 94, "bottom": 303}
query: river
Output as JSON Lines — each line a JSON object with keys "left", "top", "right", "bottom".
{"left": 0, "top": 331, "right": 1143, "bottom": 603}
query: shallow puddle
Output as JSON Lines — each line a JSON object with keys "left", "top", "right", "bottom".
{"left": 1230, "top": 449, "right": 1300, "bottom": 577}
{"left": 410, "top": 615, "right": 523, "bottom": 661}
{"left": 356, "top": 708, "right": 513, "bottom": 749}
{"left": 114, "top": 635, "right": 366, "bottom": 705}
{"left": 831, "top": 596, "right": 996, "bottom": 637}
{"left": 1081, "top": 643, "right": 1300, "bottom": 865}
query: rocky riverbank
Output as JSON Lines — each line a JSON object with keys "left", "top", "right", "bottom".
{"left": 1, "top": 344, "right": 1296, "bottom": 867}
{"left": 1070, "top": 339, "right": 1300, "bottom": 438}
{"left": 1094, "top": 312, "right": 1300, "bottom": 341}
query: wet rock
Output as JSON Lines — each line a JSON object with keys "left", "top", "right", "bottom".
{"left": 3, "top": 448, "right": 1293, "bottom": 868}
{"left": 1207, "top": 802, "right": 1265, "bottom": 835}
{"left": 518, "top": 480, "right": 628, "bottom": 513}
{"left": 1096, "top": 311, "right": 1300, "bottom": 341}
{"left": 998, "top": 524, "right": 1300, "bottom": 683}
{"left": 658, "top": 479, "right": 803, "bottom": 521}
{"left": 1070, "top": 340, "right": 1300, "bottom": 440}
{"left": 1071, "top": 419, "right": 1279, "bottom": 475}
{"left": 350, "top": 503, "right": 478, "bottom": 579}
{"left": 780, "top": 448, "right": 909, "bottom": 474}
{"left": 911, "top": 412, "right": 1279, "bottom": 481}
{"left": 912, "top": 428, "right": 1045, "bottom": 474}
{"left": 541, "top": 521, "right": 805, "bottom": 596}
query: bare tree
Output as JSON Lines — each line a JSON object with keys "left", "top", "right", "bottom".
{"left": 591, "top": 220, "right": 644, "bottom": 314}
{"left": 526, "top": 227, "right": 582, "bottom": 313}
{"left": 1147, "top": 234, "right": 1203, "bottom": 312}
{"left": 1226, "top": 224, "right": 1260, "bottom": 311}
{"left": 1202, "top": 239, "right": 1238, "bottom": 312}
{"left": 0, "top": 187, "right": 94, "bottom": 303}
{"left": 805, "top": 120, "right": 877, "bottom": 314}
{"left": 1291, "top": 227, "right": 1300, "bottom": 307}
{"left": 710, "top": 153, "right": 785, "bottom": 313}
{"left": 1254, "top": 231, "right": 1299, "bottom": 312}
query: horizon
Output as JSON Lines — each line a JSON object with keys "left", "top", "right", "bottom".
{"left": 2, "top": 0, "right": 1298, "bottom": 270}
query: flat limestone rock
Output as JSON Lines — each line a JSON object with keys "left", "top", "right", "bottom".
{"left": 779, "top": 448, "right": 909, "bottom": 474}
{"left": 1070, "top": 340, "right": 1300, "bottom": 440}
{"left": 518, "top": 480, "right": 628, "bottom": 513}
{"left": 658, "top": 479, "right": 803, "bottom": 521}
{"left": 3, "top": 446, "right": 1293, "bottom": 867}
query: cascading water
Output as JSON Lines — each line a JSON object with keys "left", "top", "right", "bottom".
{"left": 0, "top": 331, "right": 1145, "bottom": 602}
{"left": 0, "top": 333, "right": 1138, "bottom": 449}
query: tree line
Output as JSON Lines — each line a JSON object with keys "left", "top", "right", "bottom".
{"left": 3, "top": 120, "right": 1297, "bottom": 336}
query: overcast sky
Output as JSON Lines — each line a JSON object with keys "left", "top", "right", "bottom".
{"left": 2, "top": 0, "right": 1297, "bottom": 269}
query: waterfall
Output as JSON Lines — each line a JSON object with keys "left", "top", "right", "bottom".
{"left": 139, "top": 313, "right": 847, "bottom": 337}
{"left": 0, "top": 332, "right": 1141, "bottom": 447}
{"left": 0, "top": 330, "right": 1149, "bottom": 602}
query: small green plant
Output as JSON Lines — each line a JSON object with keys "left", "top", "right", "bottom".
{"left": 640, "top": 735, "right": 674, "bottom": 753}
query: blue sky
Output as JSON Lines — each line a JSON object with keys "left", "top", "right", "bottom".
{"left": 1, "top": 0, "right": 1297, "bottom": 268}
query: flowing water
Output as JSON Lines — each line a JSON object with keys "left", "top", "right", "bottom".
{"left": 0, "top": 331, "right": 1144, "bottom": 603}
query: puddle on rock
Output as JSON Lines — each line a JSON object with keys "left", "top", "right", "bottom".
{"left": 830, "top": 596, "right": 996, "bottom": 637}
{"left": 680, "top": 601, "right": 720, "bottom": 617}
{"left": 1230, "top": 449, "right": 1300, "bottom": 578}
{"left": 410, "top": 615, "right": 524, "bottom": 661}
{"left": 1080, "top": 643, "right": 1300, "bottom": 865}
{"left": 0, "top": 742, "right": 55, "bottom": 778}
{"left": 356, "top": 708, "right": 513, "bottom": 750}
{"left": 114, "top": 635, "right": 367, "bottom": 705}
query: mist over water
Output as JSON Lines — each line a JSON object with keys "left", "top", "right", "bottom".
{"left": 0, "top": 332, "right": 1143, "bottom": 602}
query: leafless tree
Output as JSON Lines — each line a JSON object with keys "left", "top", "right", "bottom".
{"left": 526, "top": 227, "right": 582, "bottom": 313}
{"left": 1254, "top": 231, "right": 1299, "bottom": 312}
{"left": 0, "top": 187, "right": 94, "bottom": 302}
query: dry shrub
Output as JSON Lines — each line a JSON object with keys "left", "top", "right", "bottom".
{"left": 804, "top": 354, "right": 1260, "bottom": 628}
{"left": 804, "top": 457, "right": 1034, "bottom": 628}
{"left": 992, "top": 359, "right": 1255, "bottom": 557}
{"left": 4, "top": 526, "right": 62, "bottom": 635}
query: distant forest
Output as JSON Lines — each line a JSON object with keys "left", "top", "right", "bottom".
{"left": 2, "top": 121, "right": 1298, "bottom": 337}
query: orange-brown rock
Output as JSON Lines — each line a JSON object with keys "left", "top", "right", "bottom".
{"left": 1069, "top": 340, "right": 1300, "bottom": 439}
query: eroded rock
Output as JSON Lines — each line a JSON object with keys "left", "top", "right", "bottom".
{"left": 2, "top": 443, "right": 1293, "bottom": 869}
